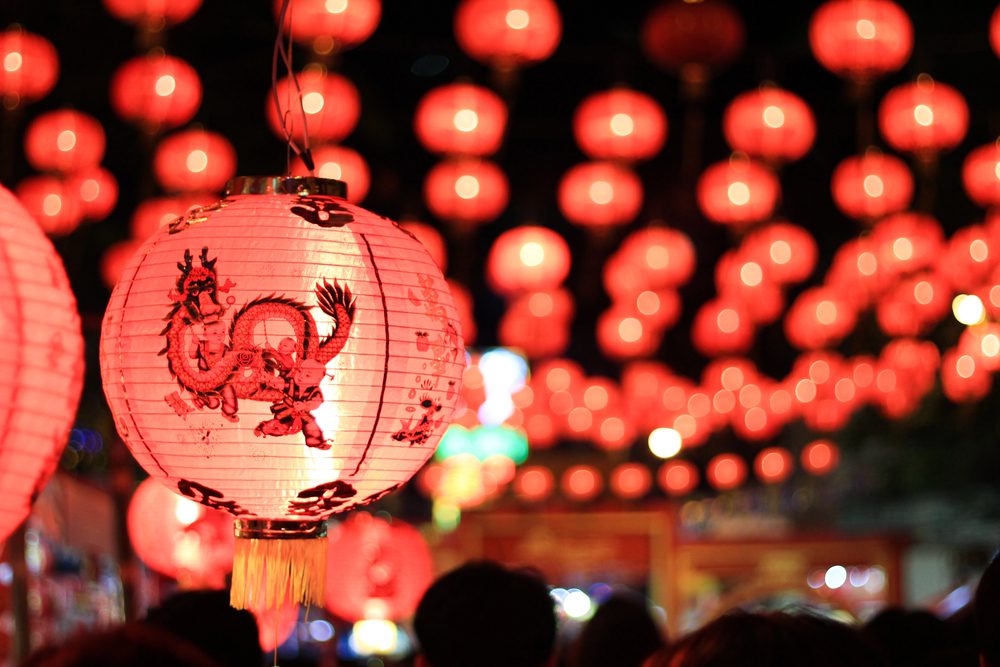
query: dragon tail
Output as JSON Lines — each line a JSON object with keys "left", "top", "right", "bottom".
{"left": 315, "top": 280, "right": 355, "bottom": 364}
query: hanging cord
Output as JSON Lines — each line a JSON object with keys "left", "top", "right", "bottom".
{"left": 273, "top": 0, "right": 315, "bottom": 176}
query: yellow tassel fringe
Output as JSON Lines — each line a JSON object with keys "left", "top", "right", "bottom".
{"left": 230, "top": 536, "right": 327, "bottom": 611}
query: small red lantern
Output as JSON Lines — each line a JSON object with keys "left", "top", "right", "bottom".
{"left": 399, "top": 221, "right": 447, "bottom": 272}
{"left": 743, "top": 221, "right": 817, "bottom": 286}
{"left": 962, "top": 142, "right": 1000, "bottom": 209}
{"left": 558, "top": 161, "right": 643, "bottom": 228}
{"left": 958, "top": 323, "right": 1000, "bottom": 372}
{"left": 514, "top": 465, "right": 554, "bottom": 502}
{"left": 486, "top": 225, "right": 571, "bottom": 297}
{"left": 641, "top": 0, "right": 745, "bottom": 81}
{"left": 784, "top": 286, "right": 857, "bottom": 350}
{"left": 801, "top": 439, "right": 839, "bottom": 475}
{"left": 831, "top": 151, "right": 913, "bottom": 221}
{"left": 0, "top": 185, "right": 84, "bottom": 542}
{"left": 111, "top": 52, "right": 202, "bottom": 131}
{"left": 715, "top": 250, "right": 784, "bottom": 325}
{"left": 658, "top": 460, "right": 699, "bottom": 496}
{"left": 101, "top": 239, "right": 145, "bottom": 290}
{"left": 876, "top": 271, "right": 950, "bottom": 337}
{"left": 447, "top": 280, "right": 477, "bottom": 345}
{"left": 875, "top": 338, "right": 940, "bottom": 418}
{"left": 103, "top": 0, "right": 202, "bottom": 27}
{"left": 65, "top": 166, "right": 118, "bottom": 221}
{"left": 424, "top": 158, "right": 509, "bottom": 228}
{"left": 274, "top": 0, "right": 381, "bottom": 52}
{"left": 414, "top": 83, "right": 508, "bottom": 157}
{"left": 562, "top": 465, "right": 602, "bottom": 502}
{"left": 941, "top": 347, "right": 992, "bottom": 404}
{"left": 15, "top": 175, "right": 83, "bottom": 237}
{"left": 696, "top": 157, "right": 779, "bottom": 227}
{"left": 597, "top": 305, "right": 662, "bottom": 360}
{"left": 24, "top": 109, "right": 105, "bottom": 175}
{"left": 454, "top": 0, "right": 562, "bottom": 71}
{"left": 707, "top": 453, "right": 747, "bottom": 491}
{"left": 292, "top": 145, "right": 371, "bottom": 203}
{"left": 498, "top": 289, "right": 573, "bottom": 359}
{"left": 993, "top": 5, "right": 1000, "bottom": 59}
{"left": 809, "top": 0, "right": 912, "bottom": 82}
{"left": 0, "top": 29, "right": 58, "bottom": 106}
{"left": 266, "top": 69, "right": 360, "bottom": 145}
{"left": 154, "top": 129, "right": 237, "bottom": 194}
{"left": 872, "top": 212, "right": 944, "bottom": 279}
{"left": 879, "top": 76, "right": 969, "bottom": 157}
{"left": 692, "top": 297, "right": 754, "bottom": 357}
{"left": 610, "top": 463, "right": 652, "bottom": 500}
{"left": 131, "top": 195, "right": 211, "bottom": 240}
{"left": 754, "top": 447, "right": 793, "bottom": 484}
{"left": 573, "top": 88, "right": 667, "bottom": 162}
{"left": 723, "top": 87, "right": 816, "bottom": 163}
{"left": 939, "top": 224, "right": 994, "bottom": 292}
{"left": 825, "top": 237, "right": 888, "bottom": 308}
{"left": 611, "top": 227, "right": 696, "bottom": 295}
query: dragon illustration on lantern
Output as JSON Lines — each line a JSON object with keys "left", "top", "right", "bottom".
{"left": 160, "top": 247, "right": 355, "bottom": 449}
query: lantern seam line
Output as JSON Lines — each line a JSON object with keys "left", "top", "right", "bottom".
{"left": 0, "top": 228, "right": 25, "bottom": 488}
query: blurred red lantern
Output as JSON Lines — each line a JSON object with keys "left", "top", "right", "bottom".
{"left": 111, "top": 52, "right": 202, "bottom": 131}
{"left": 993, "top": 5, "right": 1000, "bottom": 59}
{"left": 154, "top": 129, "right": 237, "bottom": 194}
{"left": 691, "top": 297, "right": 754, "bottom": 357}
{"left": 292, "top": 145, "right": 371, "bottom": 203}
{"left": 573, "top": 88, "right": 667, "bottom": 162}
{"left": 447, "top": 280, "right": 477, "bottom": 345}
{"left": 399, "top": 221, "right": 447, "bottom": 272}
{"left": 131, "top": 194, "right": 211, "bottom": 240}
{"left": 514, "top": 465, "right": 554, "bottom": 502}
{"left": 414, "top": 83, "right": 508, "bottom": 157}
{"left": 876, "top": 271, "right": 950, "bottom": 337}
{"left": 424, "top": 158, "right": 508, "bottom": 228}
{"left": 714, "top": 250, "right": 784, "bottom": 325}
{"left": 266, "top": 69, "right": 360, "bottom": 145}
{"left": 941, "top": 347, "right": 992, "bottom": 404}
{"left": 707, "top": 453, "right": 747, "bottom": 491}
{"left": 562, "top": 465, "right": 602, "bottom": 502}
{"left": 103, "top": 0, "right": 202, "bottom": 27}
{"left": 24, "top": 109, "right": 105, "bottom": 174}
{"left": 128, "top": 477, "right": 234, "bottom": 588}
{"left": 0, "top": 186, "right": 84, "bottom": 541}
{"left": 825, "top": 236, "right": 888, "bottom": 308}
{"left": 875, "top": 338, "right": 940, "bottom": 418}
{"left": 15, "top": 175, "right": 83, "bottom": 237}
{"left": 872, "top": 212, "right": 944, "bottom": 279}
{"left": 754, "top": 447, "right": 794, "bottom": 484}
{"left": 958, "top": 323, "right": 1000, "bottom": 372}
{"left": 962, "top": 142, "right": 1000, "bottom": 209}
{"left": 793, "top": 352, "right": 855, "bottom": 432}
{"left": 641, "top": 0, "right": 744, "bottom": 81}
{"left": 610, "top": 227, "right": 696, "bottom": 296}
{"left": 610, "top": 463, "right": 652, "bottom": 500}
{"left": 801, "top": 439, "right": 839, "bottom": 475}
{"left": 879, "top": 76, "right": 969, "bottom": 157}
{"left": 628, "top": 288, "right": 682, "bottom": 331}
{"left": 326, "top": 513, "right": 433, "bottom": 622}
{"left": 592, "top": 408, "right": 635, "bottom": 452}
{"left": 809, "top": 0, "right": 912, "bottom": 82}
{"left": 743, "top": 221, "right": 817, "bottom": 286}
{"left": 498, "top": 289, "right": 573, "bottom": 359}
{"left": 65, "top": 167, "right": 118, "bottom": 221}
{"left": 696, "top": 157, "right": 779, "bottom": 227}
{"left": 597, "top": 305, "right": 662, "bottom": 360}
{"left": 657, "top": 460, "right": 699, "bottom": 496}
{"left": 486, "top": 225, "right": 571, "bottom": 297}
{"left": 255, "top": 605, "right": 299, "bottom": 653}
{"left": 0, "top": 29, "right": 58, "bottom": 106}
{"left": 454, "top": 0, "right": 562, "bottom": 70}
{"left": 785, "top": 286, "right": 857, "bottom": 350}
{"left": 831, "top": 151, "right": 913, "bottom": 221}
{"left": 558, "top": 161, "right": 643, "bottom": 228}
{"left": 101, "top": 239, "right": 145, "bottom": 290}
{"left": 274, "top": 0, "right": 381, "bottom": 52}
{"left": 723, "top": 87, "right": 816, "bottom": 163}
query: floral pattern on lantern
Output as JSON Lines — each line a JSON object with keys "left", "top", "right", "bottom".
{"left": 809, "top": 0, "right": 912, "bottom": 82}
{"left": 722, "top": 87, "right": 816, "bottom": 163}
{"left": 454, "top": 0, "right": 562, "bottom": 71}
{"left": 111, "top": 52, "right": 202, "bottom": 131}
{"left": 414, "top": 83, "right": 508, "bottom": 157}
{"left": 0, "top": 29, "right": 58, "bottom": 105}
{"left": 573, "top": 88, "right": 667, "bottom": 162}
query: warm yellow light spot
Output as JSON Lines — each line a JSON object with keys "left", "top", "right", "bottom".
{"left": 744, "top": 407, "right": 767, "bottom": 431}
{"left": 528, "top": 292, "right": 553, "bottom": 317}
{"left": 762, "top": 105, "right": 785, "bottom": 128}
{"left": 453, "top": 108, "right": 479, "bottom": 132}
{"left": 302, "top": 91, "right": 325, "bottom": 114}
{"left": 857, "top": 251, "right": 878, "bottom": 276}
{"left": 56, "top": 130, "right": 76, "bottom": 152}
{"left": 740, "top": 261, "right": 763, "bottom": 287}
{"left": 809, "top": 359, "right": 830, "bottom": 384}
{"left": 816, "top": 300, "right": 838, "bottom": 325}
{"left": 3, "top": 51, "right": 22, "bottom": 72}
{"left": 876, "top": 369, "right": 897, "bottom": 393}
{"left": 155, "top": 74, "right": 176, "bottom": 97}
{"left": 80, "top": 179, "right": 100, "bottom": 202}
{"left": 519, "top": 241, "right": 545, "bottom": 267}
{"left": 855, "top": 18, "right": 876, "bottom": 39}
{"left": 991, "top": 285, "right": 1000, "bottom": 309}
{"left": 727, "top": 181, "right": 750, "bottom": 206}
{"left": 994, "top": 161, "right": 1000, "bottom": 181}
{"left": 982, "top": 333, "right": 1000, "bottom": 358}
{"left": 455, "top": 174, "right": 480, "bottom": 199}
{"left": 795, "top": 379, "right": 817, "bottom": 403}
{"left": 352, "top": 619, "right": 398, "bottom": 655}
{"left": 956, "top": 354, "right": 976, "bottom": 379}
{"left": 600, "top": 417, "right": 625, "bottom": 442}
{"left": 42, "top": 194, "right": 62, "bottom": 217}
{"left": 506, "top": 8, "right": 530, "bottom": 29}
{"left": 717, "top": 308, "right": 740, "bottom": 333}
{"left": 913, "top": 280, "right": 934, "bottom": 305}
{"left": 645, "top": 245, "right": 669, "bottom": 269}
{"left": 589, "top": 180, "right": 614, "bottom": 205}
{"left": 325, "top": 0, "right": 348, "bottom": 14}
{"left": 673, "top": 414, "right": 697, "bottom": 439}
{"left": 712, "top": 389, "right": 735, "bottom": 414}
{"left": 174, "top": 498, "right": 200, "bottom": 526}
{"left": 318, "top": 161, "right": 343, "bottom": 179}
{"left": 583, "top": 385, "right": 609, "bottom": 411}
{"left": 892, "top": 237, "right": 913, "bottom": 261}
{"left": 834, "top": 378, "right": 856, "bottom": 402}
{"left": 863, "top": 174, "right": 884, "bottom": 198}
{"left": 545, "top": 367, "right": 571, "bottom": 392}
{"left": 913, "top": 104, "right": 934, "bottom": 126}
{"left": 953, "top": 294, "right": 986, "bottom": 325}
{"left": 970, "top": 239, "right": 990, "bottom": 263}
{"left": 618, "top": 317, "right": 643, "bottom": 343}
{"left": 186, "top": 149, "right": 208, "bottom": 173}
{"left": 635, "top": 290, "right": 660, "bottom": 316}
{"left": 738, "top": 383, "right": 761, "bottom": 407}
{"left": 687, "top": 392, "right": 711, "bottom": 417}
{"left": 648, "top": 427, "right": 682, "bottom": 458}
{"left": 567, "top": 407, "right": 593, "bottom": 432}
{"left": 610, "top": 113, "right": 635, "bottom": 136}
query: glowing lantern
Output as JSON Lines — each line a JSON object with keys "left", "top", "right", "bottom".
{"left": 414, "top": 83, "right": 508, "bottom": 157}
{"left": 111, "top": 52, "right": 202, "bottom": 131}
{"left": 101, "top": 239, "right": 145, "bottom": 290}
{"left": 562, "top": 465, "right": 602, "bottom": 502}
{"left": 875, "top": 338, "right": 940, "bottom": 418}
{"left": 424, "top": 158, "right": 508, "bottom": 228}
{"left": 715, "top": 250, "right": 784, "bottom": 325}
{"left": 808, "top": 0, "right": 912, "bottom": 82}
{"left": 454, "top": 0, "right": 562, "bottom": 71}
{"left": 993, "top": 5, "right": 1000, "bottom": 59}
{"left": 723, "top": 88, "right": 816, "bottom": 163}
{"left": 65, "top": 166, "right": 118, "bottom": 221}
{"left": 743, "top": 221, "right": 817, "bottom": 286}
{"left": 154, "top": 129, "right": 237, "bottom": 194}
{"left": 398, "top": 221, "right": 447, "bottom": 272}
{"left": 597, "top": 305, "right": 661, "bottom": 360}
{"left": 15, "top": 175, "right": 83, "bottom": 237}
{"left": 878, "top": 77, "right": 969, "bottom": 157}
{"left": 754, "top": 447, "right": 793, "bottom": 484}
{"left": 24, "top": 110, "right": 105, "bottom": 174}
{"left": 103, "top": 0, "right": 202, "bottom": 27}
{"left": 831, "top": 151, "right": 913, "bottom": 221}
{"left": 696, "top": 158, "right": 779, "bottom": 227}
{"left": 498, "top": 289, "right": 573, "bottom": 359}
{"left": 871, "top": 212, "right": 944, "bottom": 278}
{"left": 876, "top": 272, "right": 950, "bottom": 337}
{"left": 255, "top": 605, "right": 299, "bottom": 653}
{"left": 128, "top": 477, "right": 234, "bottom": 588}
{"left": 608, "top": 227, "right": 696, "bottom": 298}
{"left": 100, "top": 176, "right": 465, "bottom": 611}
{"left": 793, "top": 352, "right": 854, "bottom": 432}
{"left": 658, "top": 460, "right": 698, "bottom": 496}
{"left": 514, "top": 465, "right": 554, "bottom": 502}
{"left": 325, "top": 513, "right": 433, "bottom": 622}
{"left": 558, "top": 162, "right": 643, "bottom": 228}
{"left": 641, "top": 0, "right": 744, "bottom": 82}
{"left": 486, "top": 225, "right": 571, "bottom": 297}
{"left": 691, "top": 297, "right": 754, "bottom": 357}
{"left": 273, "top": 0, "right": 381, "bottom": 52}
{"left": 958, "top": 323, "right": 1000, "bottom": 372}
{"left": 962, "top": 142, "right": 1000, "bottom": 209}
{"left": 610, "top": 463, "right": 652, "bottom": 500}
{"left": 131, "top": 194, "right": 211, "bottom": 240}
{"left": 573, "top": 88, "right": 667, "bottom": 162}
{"left": 293, "top": 145, "right": 371, "bottom": 204}
{"left": 0, "top": 185, "right": 84, "bottom": 542}
{"left": 707, "top": 454, "right": 746, "bottom": 491}
{"left": 447, "top": 280, "right": 477, "bottom": 345}
{"left": 785, "top": 286, "right": 856, "bottom": 350}
{"left": 266, "top": 69, "right": 361, "bottom": 145}
{"left": 0, "top": 29, "right": 58, "bottom": 106}
{"left": 801, "top": 439, "right": 839, "bottom": 475}
{"left": 941, "top": 347, "right": 992, "bottom": 404}
{"left": 825, "top": 237, "right": 888, "bottom": 308}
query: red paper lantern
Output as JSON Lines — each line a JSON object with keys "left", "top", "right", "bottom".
{"left": 266, "top": 69, "right": 361, "bottom": 145}
{"left": 255, "top": 605, "right": 299, "bottom": 653}
{"left": 424, "top": 158, "right": 508, "bottom": 228}
{"left": 15, "top": 175, "right": 83, "bottom": 237}
{"left": 573, "top": 88, "right": 667, "bottom": 162}
{"left": 558, "top": 161, "right": 643, "bottom": 228}
{"left": 696, "top": 158, "right": 779, "bottom": 227}
{"left": 293, "top": 145, "right": 371, "bottom": 204}
{"left": 879, "top": 77, "right": 969, "bottom": 157}
{"left": 498, "top": 291, "right": 573, "bottom": 359}
{"left": 486, "top": 225, "right": 571, "bottom": 297}
{"left": 454, "top": 0, "right": 562, "bottom": 70}
{"left": 941, "top": 347, "right": 992, "bottom": 404}
{"left": 723, "top": 88, "right": 816, "bottom": 163}
{"left": 0, "top": 29, "right": 58, "bottom": 105}
{"left": 610, "top": 463, "right": 652, "bottom": 500}
{"left": 127, "top": 477, "right": 234, "bottom": 588}
{"left": 154, "top": 129, "right": 237, "bottom": 194}
{"left": 657, "top": 460, "right": 699, "bottom": 496}
{"left": 273, "top": 0, "right": 381, "bottom": 52}
{"left": 809, "top": 0, "right": 912, "bottom": 82}
{"left": 100, "top": 176, "right": 465, "bottom": 610}
{"left": 715, "top": 250, "right": 784, "bottom": 325}
{"left": 743, "top": 221, "right": 817, "bottom": 286}
{"left": 692, "top": 297, "right": 754, "bottom": 357}
{"left": 398, "top": 221, "right": 447, "bottom": 272}
{"left": 611, "top": 227, "right": 696, "bottom": 295}
{"left": 962, "top": 142, "right": 1000, "bottom": 209}
{"left": 754, "top": 447, "right": 793, "bottom": 484}
{"left": 871, "top": 212, "right": 944, "bottom": 279}
{"left": 447, "top": 280, "right": 477, "bottom": 345}
{"left": 831, "top": 151, "right": 913, "bottom": 221}
{"left": 102, "top": 239, "right": 145, "bottom": 290}
{"left": 514, "top": 465, "right": 554, "bottom": 502}
{"left": 414, "top": 83, "right": 508, "bottom": 157}
{"left": 801, "top": 439, "right": 839, "bottom": 475}
{"left": 111, "top": 52, "right": 202, "bottom": 131}
{"left": 65, "top": 166, "right": 118, "bottom": 221}
{"left": 993, "top": 5, "right": 1000, "bottom": 60}
{"left": 0, "top": 185, "right": 84, "bottom": 542}
{"left": 131, "top": 195, "right": 213, "bottom": 240}
{"left": 876, "top": 271, "right": 950, "bottom": 337}
{"left": 940, "top": 224, "right": 995, "bottom": 292}
{"left": 103, "top": 0, "right": 202, "bottom": 27}
{"left": 785, "top": 286, "right": 857, "bottom": 350}
{"left": 597, "top": 305, "right": 662, "bottom": 360}
{"left": 24, "top": 109, "right": 105, "bottom": 174}
{"left": 707, "top": 453, "right": 747, "bottom": 491}
{"left": 325, "top": 513, "right": 433, "bottom": 622}
{"left": 958, "top": 323, "right": 1000, "bottom": 372}
{"left": 875, "top": 338, "right": 940, "bottom": 418}
{"left": 562, "top": 465, "right": 602, "bottom": 502}
{"left": 641, "top": 0, "right": 744, "bottom": 80}
{"left": 825, "top": 237, "right": 888, "bottom": 308}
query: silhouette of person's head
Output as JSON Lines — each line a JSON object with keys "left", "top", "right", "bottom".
{"left": 976, "top": 551, "right": 1000, "bottom": 667}
{"left": 144, "top": 589, "right": 262, "bottom": 667}
{"left": 413, "top": 560, "right": 557, "bottom": 667}
{"left": 20, "top": 622, "right": 221, "bottom": 667}
{"left": 863, "top": 607, "right": 961, "bottom": 667}
{"left": 575, "top": 591, "right": 664, "bottom": 667}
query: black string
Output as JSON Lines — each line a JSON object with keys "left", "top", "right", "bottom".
{"left": 272, "top": 0, "right": 315, "bottom": 176}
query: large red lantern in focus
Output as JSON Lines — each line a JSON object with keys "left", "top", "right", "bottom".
{"left": 831, "top": 151, "right": 913, "bottom": 221}
{"left": 0, "top": 29, "right": 58, "bottom": 106}
{"left": 266, "top": 69, "right": 361, "bottom": 146}
{"left": 111, "top": 52, "right": 202, "bottom": 131}
{"left": 0, "top": 185, "right": 84, "bottom": 542}
{"left": 962, "top": 142, "right": 1000, "bottom": 209}
{"left": 454, "top": 0, "right": 562, "bottom": 71}
{"left": 692, "top": 297, "right": 754, "bottom": 357}
{"left": 573, "top": 88, "right": 667, "bottom": 162}
{"left": 743, "top": 221, "right": 817, "bottom": 286}
{"left": 103, "top": 0, "right": 202, "bottom": 27}
{"left": 100, "top": 176, "right": 465, "bottom": 611}
{"left": 15, "top": 175, "right": 84, "bottom": 237}
{"left": 274, "top": 0, "right": 381, "bottom": 52}
{"left": 878, "top": 77, "right": 969, "bottom": 158}
{"left": 398, "top": 221, "right": 447, "bottom": 272}
{"left": 325, "top": 513, "right": 433, "bottom": 622}
{"left": 24, "top": 109, "right": 105, "bottom": 174}
{"left": 723, "top": 88, "right": 816, "bottom": 163}
{"left": 558, "top": 161, "right": 643, "bottom": 229}
{"left": 127, "top": 477, "right": 234, "bottom": 588}
{"left": 696, "top": 158, "right": 779, "bottom": 227}
{"left": 293, "top": 145, "right": 371, "bottom": 204}
{"left": 414, "top": 83, "right": 508, "bottom": 157}
{"left": 808, "top": 0, "right": 912, "bottom": 82}
{"left": 154, "top": 129, "right": 237, "bottom": 194}
{"left": 66, "top": 167, "right": 119, "bottom": 221}
{"left": 641, "top": 0, "right": 744, "bottom": 82}
{"left": 486, "top": 225, "right": 571, "bottom": 297}
{"left": 784, "top": 286, "right": 857, "bottom": 350}
{"left": 424, "top": 158, "right": 508, "bottom": 228}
